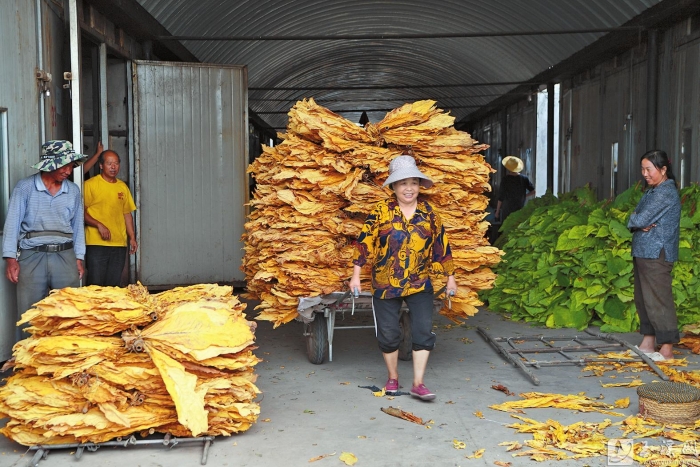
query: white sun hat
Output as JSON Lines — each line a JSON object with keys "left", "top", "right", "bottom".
{"left": 382, "top": 155, "right": 433, "bottom": 189}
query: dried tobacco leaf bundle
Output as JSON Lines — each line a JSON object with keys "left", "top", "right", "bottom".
{"left": 243, "top": 98, "right": 503, "bottom": 326}
{"left": 0, "top": 284, "right": 260, "bottom": 446}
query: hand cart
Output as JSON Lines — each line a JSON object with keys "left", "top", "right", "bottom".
{"left": 297, "top": 289, "right": 452, "bottom": 364}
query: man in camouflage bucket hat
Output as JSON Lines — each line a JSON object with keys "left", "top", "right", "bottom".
{"left": 33, "top": 140, "right": 88, "bottom": 171}
{"left": 2, "top": 140, "right": 87, "bottom": 343}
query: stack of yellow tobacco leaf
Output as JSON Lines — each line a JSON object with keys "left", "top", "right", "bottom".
{"left": 0, "top": 283, "right": 260, "bottom": 446}
{"left": 243, "top": 98, "right": 503, "bottom": 326}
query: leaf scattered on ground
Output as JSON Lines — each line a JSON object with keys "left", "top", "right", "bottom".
{"left": 491, "top": 384, "right": 515, "bottom": 396}
{"left": 489, "top": 392, "right": 624, "bottom": 417}
{"left": 498, "top": 441, "right": 522, "bottom": 452}
{"left": 614, "top": 397, "right": 630, "bottom": 408}
{"left": 308, "top": 452, "right": 335, "bottom": 462}
{"left": 380, "top": 406, "right": 424, "bottom": 425}
{"left": 339, "top": 452, "right": 357, "bottom": 465}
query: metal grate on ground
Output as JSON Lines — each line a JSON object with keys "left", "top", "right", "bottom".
{"left": 477, "top": 327, "right": 670, "bottom": 385}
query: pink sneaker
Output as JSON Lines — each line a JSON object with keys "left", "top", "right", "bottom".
{"left": 385, "top": 378, "right": 399, "bottom": 394}
{"left": 410, "top": 384, "right": 436, "bottom": 401}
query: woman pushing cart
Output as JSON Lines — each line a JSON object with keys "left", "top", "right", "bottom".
{"left": 349, "top": 155, "right": 457, "bottom": 401}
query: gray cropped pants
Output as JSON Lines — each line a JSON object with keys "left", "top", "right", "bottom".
{"left": 16, "top": 248, "right": 80, "bottom": 342}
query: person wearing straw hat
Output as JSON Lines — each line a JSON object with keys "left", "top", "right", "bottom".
{"left": 349, "top": 154, "right": 457, "bottom": 401}
{"left": 2, "top": 140, "right": 88, "bottom": 342}
{"left": 495, "top": 155, "right": 535, "bottom": 225}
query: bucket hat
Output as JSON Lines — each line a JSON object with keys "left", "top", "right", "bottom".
{"left": 383, "top": 155, "right": 433, "bottom": 189}
{"left": 502, "top": 155, "right": 524, "bottom": 173}
{"left": 32, "top": 140, "right": 88, "bottom": 172}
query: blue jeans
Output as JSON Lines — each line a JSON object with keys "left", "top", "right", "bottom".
{"left": 16, "top": 248, "right": 80, "bottom": 342}
{"left": 86, "top": 245, "right": 127, "bottom": 286}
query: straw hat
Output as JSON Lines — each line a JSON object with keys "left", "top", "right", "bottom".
{"left": 383, "top": 155, "right": 433, "bottom": 189}
{"left": 502, "top": 155, "right": 524, "bottom": 173}
{"left": 32, "top": 140, "right": 88, "bottom": 172}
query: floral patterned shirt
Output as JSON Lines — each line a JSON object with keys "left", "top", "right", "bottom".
{"left": 353, "top": 197, "right": 454, "bottom": 299}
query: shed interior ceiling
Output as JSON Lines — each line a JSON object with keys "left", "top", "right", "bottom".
{"left": 135, "top": 0, "right": 663, "bottom": 131}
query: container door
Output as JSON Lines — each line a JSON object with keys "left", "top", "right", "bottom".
{"left": 132, "top": 61, "right": 248, "bottom": 288}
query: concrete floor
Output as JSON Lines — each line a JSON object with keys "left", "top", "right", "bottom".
{"left": 1, "top": 305, "right": 695, "bottom": 467}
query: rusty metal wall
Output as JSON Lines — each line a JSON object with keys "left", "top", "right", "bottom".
{"left": 471, "top": 101, "right": 538, "bottom": 205}
{"left": 0, "top": 1, "right": 147, "bottom": 356}
{"left": 0, "top": 1, "right": 42, "bottom": 360}
{"left": 469, "top": 17, "right": 699, "bottom": 202}
{"left": 132, "top": 61, "right": 248, "bottom": 287}
{"left": 1, "top": 2, "right": 41, "bottom": 186}
{"left": 470, "top": 113, "right": 500, "bottom": 204}
{"left": 662, "top": 22, "right": 700, "bottom": 187}
{"left": 563, "top": 51, "right": 649, "bottom": 199}
{"left": 44, "top": 2, "right": 70, "bottom": 141}
{"left": 564, "top": 18, "right": 700, "bottom": 197}
{"left": 508, "top": 102, "right": 537, "bottom": 186}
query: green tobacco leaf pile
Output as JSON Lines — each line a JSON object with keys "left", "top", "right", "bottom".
{"left": 481, "top": 183, "right": 700, "bottom": 332}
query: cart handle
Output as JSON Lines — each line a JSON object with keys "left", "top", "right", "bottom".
{"left": 434, "top": 286, "right": 455, "bottom": 309}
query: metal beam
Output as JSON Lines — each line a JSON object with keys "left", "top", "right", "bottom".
{"left": 254, "top": 104, "right": 484, "bottom": 114}
{"left": 251, "top": 81, "right": 536, "bottom": 91}
{"left": 646, "top": 29, "right": 659, "bottom": 150}
{"left": 249, "top": 92, "right": 524, "bottom": 102}
{"left": 68, "top": 0, "right": 84, "bottom": 191}
{"left": 98, "top": 43, "right": 108, "bottom": 148}
{"left": 547, "top": 83, "right": 555, "bottom": 192}
{"left": 501, "top": 108, "right": 508, "bottom": 164}
{"left": 155, "top": 27, "right": 640, "bottom": 42}
{"left": 35, "top": 0, "right": 46, "bottom": 143}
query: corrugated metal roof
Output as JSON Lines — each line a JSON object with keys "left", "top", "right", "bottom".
{"left": 136, "top": 0, "right": 662, "bottom": 130}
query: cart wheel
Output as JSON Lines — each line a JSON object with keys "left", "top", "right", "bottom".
{"left": 398, "top": 310, "right": 412, "bottom": 361}
{"left": 306, "top": 314, "right": 328, "bottom": 364}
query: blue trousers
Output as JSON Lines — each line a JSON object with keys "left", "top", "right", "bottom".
{"left": 372, "top": 291, "right": 436, "bottom": 353}
{"left": 16, "top": 248, "right": 80, "bottom": 342}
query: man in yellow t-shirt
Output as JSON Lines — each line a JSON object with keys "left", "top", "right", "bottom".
{"left": 84, "top": 150, "right": 137, "bottom": 286}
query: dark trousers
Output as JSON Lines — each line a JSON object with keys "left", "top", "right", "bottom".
{"left": 372, "top": 291, "right": 436, "bottom": 353}
{"left": 633, "top": 250, "right": 679, "bottom": 344}
{"left": 86, "top": 246, "right": 127, "bottom": 287}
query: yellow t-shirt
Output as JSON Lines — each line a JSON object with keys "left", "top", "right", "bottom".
{"left": 84, "top": 175, "right": 137, "bottom": 247}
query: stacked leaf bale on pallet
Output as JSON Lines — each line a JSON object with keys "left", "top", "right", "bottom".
{"left": 481, "top": 183, "right": 700, "bottom": 332}
{"left": 242, "top": 99, "right": 503, "bottom": 326}
{"left": 0, "top": 284, "right": 260, "bottom": 446}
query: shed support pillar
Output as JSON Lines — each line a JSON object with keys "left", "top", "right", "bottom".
{"left": 501, "top": 108, "right": 508, "bottom": 162}
{"left": 547, "top": 83, "right": 555, "bottom": 192}
{"left": 645, "top": 29, "right": 658, "bottom": 151}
